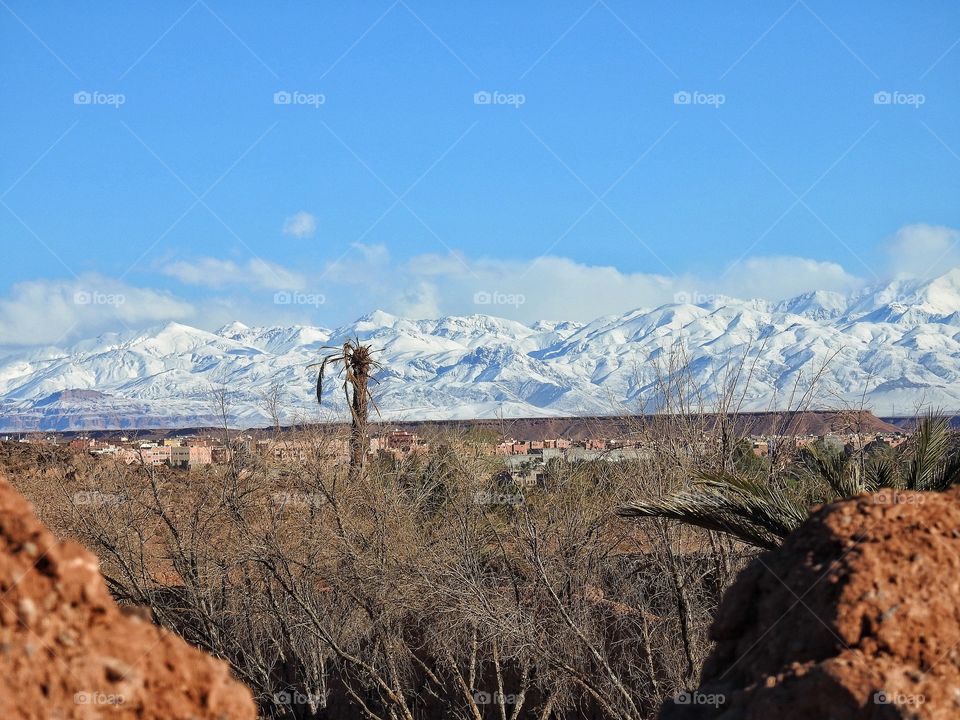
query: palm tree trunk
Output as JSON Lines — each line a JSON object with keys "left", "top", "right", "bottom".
{"left": 349, "top": 370, "right": 368, "bottom": 482}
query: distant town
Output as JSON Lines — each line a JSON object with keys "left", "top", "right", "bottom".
{"left": 1, "top": 426, "right": 911, "bottom": 474}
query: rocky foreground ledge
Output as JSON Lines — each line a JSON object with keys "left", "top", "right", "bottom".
{"left": 3, "top": 469, "right": 958, "bottom": 720}
{"left": 662, "top": 488, "right": 960, "bottom": 719}
{"left": 0, "top": 475, "right": 255, "bottom": 719}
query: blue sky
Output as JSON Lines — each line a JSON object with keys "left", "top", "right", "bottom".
{"left": 2, "top": 0, "right": 960, "bottom": 346}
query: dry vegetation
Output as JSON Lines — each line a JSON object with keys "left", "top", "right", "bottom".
{"left": 2, "top": 412, "right": 750, "bottom": 720}
{"left": 2, "top": 350, "right": 948, "bottom": 719}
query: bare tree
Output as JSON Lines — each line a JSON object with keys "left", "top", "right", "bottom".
{"left": 312, "top": 340, "right": 380, "bottom": 481}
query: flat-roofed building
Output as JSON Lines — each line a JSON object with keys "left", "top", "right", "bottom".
{"left": 170, "top": 445, "right": 213, "bottom": 468}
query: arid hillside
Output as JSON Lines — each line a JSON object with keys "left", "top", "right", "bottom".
{"left": 0, "top": 473, "right": 255, "bottom": 719}
{"left": 662, "top": 488, "right": 960, "bottom": 719}
{"left": 2, "top": 412, "right": 958, "bottom": 718}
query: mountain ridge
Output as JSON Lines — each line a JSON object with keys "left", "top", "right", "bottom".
{"left": 3, "top": 271, "right": 960, "bottom": 430}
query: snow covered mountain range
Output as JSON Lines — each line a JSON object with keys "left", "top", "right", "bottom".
{"left": 4, "top": 270, "right": 960, "bottom": 430}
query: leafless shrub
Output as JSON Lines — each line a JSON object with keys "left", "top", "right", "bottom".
{"left": 4, "top": 346, "right": 841, "bottom": 718}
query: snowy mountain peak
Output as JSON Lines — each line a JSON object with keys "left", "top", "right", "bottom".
{"left": 4, "top": 270, "right": 960, "bottom": 429}
{"left": 216, "top": 321, "right": 251, "bottom": 337}
{"left": 353, "top": 310, "right": 399, "bottom": 329}
{"left": 912, "top": 269, "right": 960, "bottom": 314}
{"left": 774, "top": 290, "right": 849, "bottom": 320}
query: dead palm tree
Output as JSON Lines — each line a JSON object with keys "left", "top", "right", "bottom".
{"left": 619, "top": 415, "right": 960, "bottom": 549}
{"left": 311, "top": 340, "right": 380, "bottom": 481}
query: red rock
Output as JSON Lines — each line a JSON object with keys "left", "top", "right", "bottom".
{"left": 0, "top": 475, "right": 256, "bottom": 719}
{"left": 661, "top": 489, "right": 960, "bottom": 719}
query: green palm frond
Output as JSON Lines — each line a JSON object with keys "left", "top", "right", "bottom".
{"left": 906, "top": 415, "right": 953, "bottom": 490}
{"left": 618, "top": 472, "right": 807, "bottom": 550}
{"left": 800, "top": 444, "right": 863, "bottom": 498}
{"left": 621, "top": 415, "right": 960, "bottom": 549}
{"left": 933, "top": 453, "right": 960, "bottom": 490}
{"left": 864, "top": 456, "right": 896, "bottom": 493}
{"left": 913, "top": 440, "right": 960, "bottom": 491}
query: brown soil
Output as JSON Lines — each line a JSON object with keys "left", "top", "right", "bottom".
{"left": 661, "top": 488, "right": 960, "bottom": 719}
{"left": 0, "top": 474, "right": 255, "bottom": 719}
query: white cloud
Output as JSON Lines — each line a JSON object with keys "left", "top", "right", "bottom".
{"left": 282, "top": 211, "right": 317, "bottom": 239}
{"left": 163, "top": 257, "right": 306, "bottom": 291}
{"left": 720, "top": 256, "right": 863, "bottom": 299}
{"left": 395, "top": 281, "right": 441, "bottom": 319}
{"left": 351, "top": 242, "right": 389, "bottom": 264}
{"left": 374, "top": 252, "right": 863, "bottom": 322}
{"left": 886, "top": 223, "right": 960, "bottom": 278}
{"left": 7, "top": 223, "right": 960, "bottom": 348}
{"left": 0, "top": 275, "right": 193, "bottom": 347}
{"left": 411, "top": 254, "right": 680, "bottom": 321}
